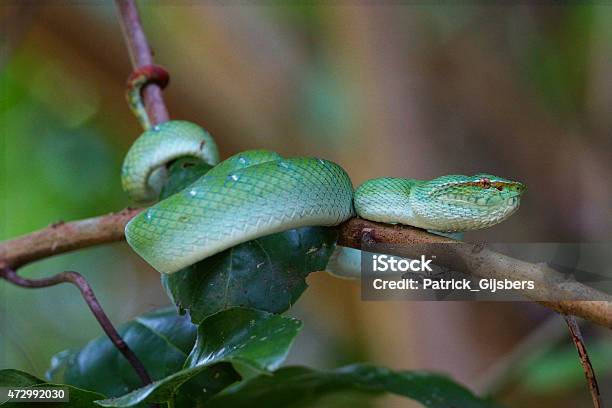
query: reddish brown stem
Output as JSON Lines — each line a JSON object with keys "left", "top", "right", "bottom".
{"left": 115, "top": 0, "right": 169, "bottom": 126}
{"left": 563, "top": 315, "right": 602, "bottom": 408}
{"left": 0, "top": 267, "right": 153, "bottom": 387}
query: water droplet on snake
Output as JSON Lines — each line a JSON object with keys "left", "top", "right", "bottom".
{"left": 189, "top": 189, "right": 197, "bottom": 197}
{"left": 238, "top": 156, "right": 248, "bottom": 165}
{"left": 228, "top": 174, "right": 239, "bottom": 181}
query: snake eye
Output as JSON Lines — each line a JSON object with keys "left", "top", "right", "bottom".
{"left": 496, "top": 185, "right": 503, "bottom": 191}
{"left": 481, "top": 178, "right": 491, "bottom": 189}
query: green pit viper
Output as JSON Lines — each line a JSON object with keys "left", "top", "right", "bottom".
{"left": 121, "top": 66, "right": 526, "bottom": 275}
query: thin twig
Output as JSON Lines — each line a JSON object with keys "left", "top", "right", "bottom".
{"left": 0, "top": 267, "right": 153, "bottom": 386}
{"left": 115, "top": 0, "right": 169, "bottom": 125}
{"left": 563, "top": 315, "right": 602, "bottom": 408}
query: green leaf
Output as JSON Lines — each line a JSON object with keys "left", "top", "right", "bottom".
{"left": 162, "top": 226, "right": 337, "bottom": 324}
{"left": 160, "top": 159, "right": 338, "bottom": 324}
{"left": 95, "top": 308, "right": 302, "bottom": 407}
{"left": 207, "top": 364, "right": 502, "bottom": 408}
{"left": 0, "top": 369, "right": 105, "bottom": 407}
{"left": 186, "top": 307, "right": 302, "bottom": 372}
{"left": 46, "top": 307, "right": 198, "bottom": 397}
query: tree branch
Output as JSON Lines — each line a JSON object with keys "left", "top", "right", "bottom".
{"left": 0, "top": 208, "right": 143, "bottom": 271}
{"left": 115, "top": 0, "right": 168, "bottom": 125}
{"left": 0, "top": 267, "right": 153, "bottom": 387}
{"left": 340, "top": 218, "right": 612, "bottom": 329}
{"left": 2, "top": 214, "right": 611, "bottom": 329}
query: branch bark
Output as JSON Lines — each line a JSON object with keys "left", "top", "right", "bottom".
{"left": 2, "top": 214, "right": 611, "bottom": 329}
{"left": 0, "top": 208, "right": 143, "bottom": 271}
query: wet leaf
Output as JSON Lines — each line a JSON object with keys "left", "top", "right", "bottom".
{"left": 95, "top": 308, "right": 301, "bottom": 407}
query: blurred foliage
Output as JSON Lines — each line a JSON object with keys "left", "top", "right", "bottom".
{"left": 1, "top": 52, "right": 123, "bottom": 236}
{"left": 514, "top": 340, "right": 612, "bottom": 393}
{"left": 517, "top": 7, "right": 594, "bottom": 118}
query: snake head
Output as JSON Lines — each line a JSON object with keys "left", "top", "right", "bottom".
{"left": 411, "top": 174, "right": 526, "bottom": 232}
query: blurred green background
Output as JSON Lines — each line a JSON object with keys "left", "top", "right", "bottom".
{"left": 1, "top": 3, "right": 611, "bottom": 407}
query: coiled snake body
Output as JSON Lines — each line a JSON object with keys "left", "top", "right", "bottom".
{"left": 122, "top": 67, "right": 525, "bottom": 274}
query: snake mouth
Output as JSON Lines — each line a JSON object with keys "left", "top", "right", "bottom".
{"left": 441, "top": 195, "right": 520, "bottom": 208}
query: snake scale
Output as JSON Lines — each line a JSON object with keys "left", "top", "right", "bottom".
{"left": 121, "top": 66, "right": 526, "bottom": 275}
